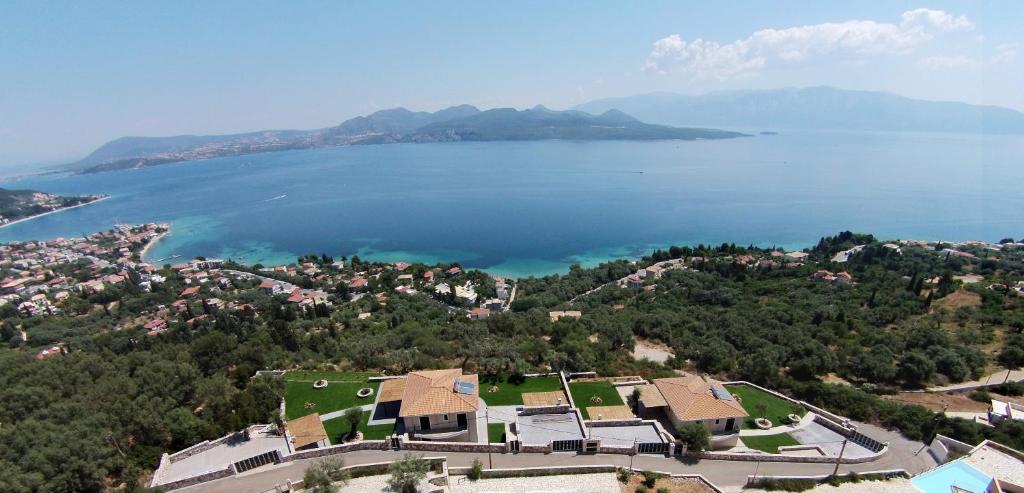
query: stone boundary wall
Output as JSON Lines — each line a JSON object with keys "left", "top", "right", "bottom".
{"left": 597, "top": 445, "right": 635, "bottom": 454}
{"left": 690, "top": 448, "right": 884, "bottom": 464}
{"left": 520, "top": 444, "right": 553, "bottom": 453}
{"left": 640, "top": 469, "right": 725, "bottom": 493}
{"left": 283, "top": 440, "right": 390, "bottom": 461}
{"left": 520, "top": 404, "right": 572, "bottom": 416}
{"left": 587, "top": 419, "right": 644, "bottom": 427}
{"left": 157, "top": 467, "right": 234, "bottom": 491}
{"left": 168, "top": 425, "right": 273, "bottom": 463}
{"left": 559, "top": 371, "right": 576, "bottom": 409}
{"left": 448, "top": 464, "right": 618, "bottom": 478}
{"left": 745, "top": 469, "right": 908, "bottom": 486}
{"left": 400, "top": 440, "right": 506, "bottom": 454}
{"left": 777, "top": 444, "right": 827, "bottom": 456}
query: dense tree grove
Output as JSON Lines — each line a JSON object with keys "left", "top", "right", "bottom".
{"left": 2, "top": 232, "right": 1023, "bottom": 489}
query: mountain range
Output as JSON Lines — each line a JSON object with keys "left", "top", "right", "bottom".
{"left": 574, "top": 86, "right": 1024, "bottom": 134}
{"left": 69, "top": 106, "right": 743, "bottom": 173}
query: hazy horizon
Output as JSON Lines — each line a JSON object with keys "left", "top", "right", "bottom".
{"left": 2, "top": 2, "right": 1022, "bottom": 167}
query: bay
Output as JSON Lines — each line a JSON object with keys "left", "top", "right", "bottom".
{"left": 1, "top": 130, "right": 1022, "bottom": 278}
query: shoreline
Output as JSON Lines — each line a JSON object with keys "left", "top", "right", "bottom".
{"left": 0, "top": 195, "right": 111, "bottom": 230}
{"left": 140, "top": 229, "right": 171, "bottom": 263}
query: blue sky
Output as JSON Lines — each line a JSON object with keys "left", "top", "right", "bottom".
{"left": 1, "top": 1, "right": 1021, "bottom": 167}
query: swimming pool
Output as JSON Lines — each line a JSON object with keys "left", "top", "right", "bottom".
{"left": 911, "top": 460, "right": 993, "bottom": 493}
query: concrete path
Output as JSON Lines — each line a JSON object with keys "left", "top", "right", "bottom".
{"left": 928, "top": 369, "right": 1024, "bottom": 392}
{"left": 318, "top": 404, "right": 374, "bottom": 422}
{"left": 740, "top": 412, "right": 815, "bottom": 437}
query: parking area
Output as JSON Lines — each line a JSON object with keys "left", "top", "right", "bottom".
{"left": 156, "top": 430, "right": 289, "bottom": 485}
{"left": 788, "top": 421, "right": 876, "bottom": 458}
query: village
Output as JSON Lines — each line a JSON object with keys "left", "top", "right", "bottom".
{"left": 1, "top": 226, "right": 1023, "bottom": 493}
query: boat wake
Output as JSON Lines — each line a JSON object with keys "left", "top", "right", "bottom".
{"left": 264, "top": 194, "right": 287, "bottom": 202}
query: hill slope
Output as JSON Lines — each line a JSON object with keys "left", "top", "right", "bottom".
{"left": 69, "top": 106, "right": 745, "bottom": 173}
{"left": 575, "top": 86, "right": 1024, "bottom": 134}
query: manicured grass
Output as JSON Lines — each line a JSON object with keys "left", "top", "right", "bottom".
{"left": 741, "top": 433, "right": 799, "bottom": 453}
{"left": 284, "top": 370, "right": 376, "bottom": 382}
{"left": 478, "top": 374, "right": 563, "bottom": 406}
{"left": 726, "top": 384, "right": 806, "bottom": 429}
{"left": 322, "top": 411, "right": 395, "bottom": 445}
{"left": 487, "top": 422, "right": 506, "bottom": 443}
{"left": 568, "top": 381, "right": 624, "bottom": 418}
{"left": 284, "top": 377, "right": 378, "bottom": 419}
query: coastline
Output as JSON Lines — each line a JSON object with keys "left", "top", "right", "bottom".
{"left": 140, "top": 229, "right": 170, "bottom": 263}
{"left": 0, "top": 195, "right": 111, "bottom": 230}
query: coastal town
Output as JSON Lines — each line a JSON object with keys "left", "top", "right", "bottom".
{"left": 1, "top": 224, "right": 1023, "bottom": 492}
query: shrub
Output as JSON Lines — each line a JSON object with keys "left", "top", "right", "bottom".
{"left": 617, "top": 468, "right": 630, "bottom": 483}
{"left": 642, "top": 471, "right": 660, "bottom": 488}
{"left": 468, "top": 458, "right": 483, "bottom": 480}
{"left": 969, "top": 390, "right": 991, "bottom": 403}
{"left": 387, "top": 454, "right": 430, "bottom": 493}
{"left": 635, "top": 487, "right": 648, "bottom": 493}
{"left": 658, "top": 488, "right": 671, "bottom": 493}
{"left": 676, "top": 421, "right": 711, "bottom": 452}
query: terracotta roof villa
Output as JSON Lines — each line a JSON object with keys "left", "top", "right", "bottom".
{"left": 399, "top": 369, "right": 480, "bottom": 442}
{"left": 646, "top": 373, "right": 747, "bottom": 449}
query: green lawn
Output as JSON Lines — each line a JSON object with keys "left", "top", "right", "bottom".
{"left": 284, "top": 371, "right": 377, "bottom": 382}
{"left": 726, "top": 384, "right": 806, "bottom": 429}
{"left": 322, "top": 411, "right": 395, "bottom": 444}
{"left": 478, "top": 374, "right": 563, "bottom": 406}
{"left": 741, "top": 433, "right": 799, "bottom": 453}
{"left": 284, "top": 374, "right": 378, "bottom": 419}
{"left": 487, "top": 422, "right": 506, "bottom": 443}
{"left": 568, "top": 381, "right": 624, "bottom": 419}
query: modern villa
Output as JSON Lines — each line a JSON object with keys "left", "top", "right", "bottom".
{"left": 644, "top": 374, "right": 748, "bottom": 448}
{"left": 398, "top": 369, "right": 480, "bottom": 442}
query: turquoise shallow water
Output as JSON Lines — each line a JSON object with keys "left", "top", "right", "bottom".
{"left": 1, "top": 130, "right": 1022, "bottom": 277}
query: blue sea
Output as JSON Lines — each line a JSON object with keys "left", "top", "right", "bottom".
{"left": 1, "top": 130, "right": 1022, "bottom": 278}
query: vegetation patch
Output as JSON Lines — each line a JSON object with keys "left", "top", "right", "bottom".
{"left": 740, "top": 433, "right": 800, "bottom": 453}
{"left": 478, "top": 374, "right": 563, "bottom": 406}
{"left": 284, "top": 375, "right": 378, "bottom": 419}
{"left": 568, "top": 381, "right": 624, "bottom": 418}
{"left": 487, "top": 422, "right": 506, "bottom": 443}
{"left": 727, "top": 385, "right": 805, "bottom": 429}
{"left": 323, "top": 410, "right": 394, "bottom": 443}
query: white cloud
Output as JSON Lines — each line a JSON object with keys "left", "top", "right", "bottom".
{"left": 899, "top": 8, "right": 973, "bottom": 32}
{"left": 645, "top": 8, "right": 974, "bottom": 78}
{"left": 918, "top": 43, "right": 1018, "bottom": 71}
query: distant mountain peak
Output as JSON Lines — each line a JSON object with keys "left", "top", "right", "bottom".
{"left": 574, "top": 86, "right": 1024, "bottom": 134}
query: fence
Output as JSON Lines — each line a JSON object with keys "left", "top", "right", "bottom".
{"left": 638, "top": 442, "right": 669, "bottom": 455}
{"left": 234, "top": 450, "right": 281, "bottom": 473}
{"left": 552, "top": 439, "right": 583, "bottom": 452}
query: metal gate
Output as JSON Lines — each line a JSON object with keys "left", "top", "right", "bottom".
{"left": 552, "top": 439, "right": 582, "bottom": 452}
{"left": 233, "top": 450, "right": 281, "bottom": 473}
{"left": 638, "top": 442, "right": 669, "bottom": 455}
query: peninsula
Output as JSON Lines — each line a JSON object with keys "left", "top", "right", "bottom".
{"left": 0, "top": 188, "right": 108, "bottom": 228}
{"left": 67, "top": 106, "right": 746, "bottom": 173}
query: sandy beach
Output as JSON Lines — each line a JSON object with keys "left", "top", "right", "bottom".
{"left": 139, "top": 229, "right": 170, "bottom": 263}
{"left": 0, "top": 195, "right": 110, "bottom": 230}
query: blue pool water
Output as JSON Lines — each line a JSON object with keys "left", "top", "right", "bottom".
{"left": 912, "top": 460, "right": 992, "bottom": 493}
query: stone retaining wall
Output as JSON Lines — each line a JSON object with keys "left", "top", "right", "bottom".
{"left": 283, "top": 440, "right": 390, "bottom": 461}
{"left": 689, "top": 449, "right": 883, "bottom": 464}
{"left": 587, "top": 419, "right": 644, "bottom": 427}
{"left": 400, "top": 440, "right": 506, "bottom": 454}
{"left": 520, "top": 444, "right": 552, "bottom": 454}
{"left": 597, "top": 445, "right": 636, "bottom": 454}
{"left": 448, "top": 464, "right": 618, "bottom": 478}
{"left": 520, "top": 404, "right": 572, "bottom": 415}
{"left": 158, "top": 467, "right": 234, "bottom": 491}
{"left": 745, "top": 469, "right": 908, "bottom": 486}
